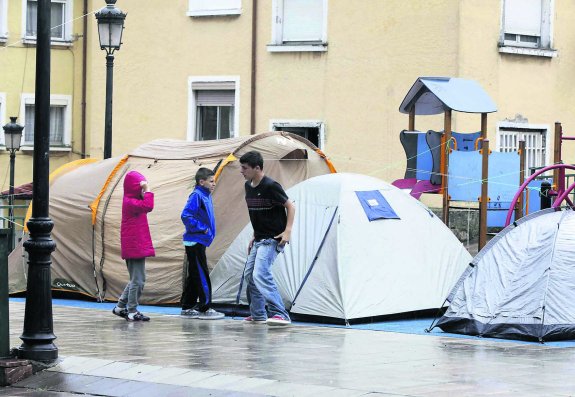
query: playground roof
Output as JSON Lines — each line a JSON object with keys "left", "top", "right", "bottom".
{"left": 399, "top": 77, "right": 497, "bottom": 115}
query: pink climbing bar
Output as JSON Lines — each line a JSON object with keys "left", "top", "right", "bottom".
{"left": 504, "top": 164, "right": 575, "bottom": 227}
{"left": 552, "top": 182, "right": 575, "bottom": 209}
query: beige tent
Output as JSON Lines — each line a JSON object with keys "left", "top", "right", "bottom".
{"left": 8, "top": 132, "right": 335, "bottom": 304}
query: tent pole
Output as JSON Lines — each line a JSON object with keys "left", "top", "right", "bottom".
{"left": 538, "top": 305, "right": 547, "bottom": 344}
{"left": 97, "top": 166, "right": 128, "bottom": 298}
{"left": 92, "top": 225, "right": 103, "bottom": 302}
{"left": 425, "top": 296, "right": 449, "bottom": 333}
{"left": 441, "top": 110, "right": 452, "bottom": 225}
{"left": 290, "top": 207, "right": 338, "bottom": 309}
{"left": 233, "top": 258, "right": 250, "bottom": 318}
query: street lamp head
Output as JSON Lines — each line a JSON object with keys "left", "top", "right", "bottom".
{"left": 95, "top": 0, "right": 126, "bottom": 55}
{"left": 3, "top": 116, "right": 23, "bottom": 152}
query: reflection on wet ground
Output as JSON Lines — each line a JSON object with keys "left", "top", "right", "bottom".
{"left": 7, "top": 301, "right": 575, "bottom": 396}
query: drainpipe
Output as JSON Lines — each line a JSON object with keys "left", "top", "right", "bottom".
{"left": 250, "top": 0, "right": 257, "bottom": 134}
{"left": 80, "top": 0, "right": 88, "bottom": 158}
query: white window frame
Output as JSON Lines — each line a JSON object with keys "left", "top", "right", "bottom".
{"left": 22, "top": 0, "right": 73, "bottom": 45}
{"left": 0, "top": 0, "right": 7, "bottom": 43}
{"left": 269, "top": 119, "right": 325, "bottom": 149}
{"left": 496, "top": 121, "right": 550, "bottom": 173}
{"left": 0, "top": 93, "right": 6, "bottom": 145}
{"left": 499, "top": 0, "right": 556, "bottom": 58}
{"left": 19, "top": 93, "right": 72, "bottom": 151}
{"left": 187, "top": 0, "right": 242, "bottom": 17}
{"left": 268, "top": 0, "right": 328, "bottom": 53}
{"left": 187, "top": 76, "right": 240, "bottom": 142}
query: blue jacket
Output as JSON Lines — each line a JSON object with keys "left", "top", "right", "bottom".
{"left": 181, "top": 185, "right": 216, "bottom": 246}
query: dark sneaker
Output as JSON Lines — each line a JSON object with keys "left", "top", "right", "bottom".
{"left": 244, "top": 315, "right": 266, "bottom": 324}
{"left": 126, "top": 311, "right": 150, "bottom": 322}
{"left": 267, "top": 315, "right": 291, "bottom": 326}
{"left": 198, "top": 308, "right": 225, "bottom": 320}
{"left": 180, "top": 309, "right": 200, "bottom": 318}
{"left": 112, "top": 307, "right": 128, "bottom": 319}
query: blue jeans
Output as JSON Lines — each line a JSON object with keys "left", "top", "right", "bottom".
{"left": 244, "top": 239, "right": 290, "bottom": 321}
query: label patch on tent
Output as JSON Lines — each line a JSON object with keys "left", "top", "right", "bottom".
{"left": 355, "top": 190, "right": 400, "bottom": 221}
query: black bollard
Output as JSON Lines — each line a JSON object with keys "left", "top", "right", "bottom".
{"left": 540, "top": 181, "right": 552, "bottom": 210}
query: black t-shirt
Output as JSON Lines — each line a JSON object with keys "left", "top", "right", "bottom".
{"left": 245, "top": 176, "right": 289, "bottom": 240}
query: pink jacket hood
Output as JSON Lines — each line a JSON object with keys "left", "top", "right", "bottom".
{"left": 124, "top": 171, "right": 147, "bottom": 198}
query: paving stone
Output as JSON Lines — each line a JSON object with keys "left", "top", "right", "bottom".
{"left": 35, "top": 372, "right": 103, "bottom": 392}
{"left": 8, "top": 300, "right": 575, "bottom": 396}
{"left": 12, "top": 370, "right": 60, "bottom": 388}
{"left": 140, "top": 366, "right": 192, "bottom": 383}
{"left": 157, "top": 369, "right": 218, "bottom": 386}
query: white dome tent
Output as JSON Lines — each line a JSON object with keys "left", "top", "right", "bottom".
{"left": 211, "top": 173, "right": 471, "bottom": 323}
{"left": 436, "top": 208, "right": 575, "bottom": 342}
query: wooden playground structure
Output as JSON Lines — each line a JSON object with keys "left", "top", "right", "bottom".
{"left": 395, "top": 77, "right": 533, "bottom": 251}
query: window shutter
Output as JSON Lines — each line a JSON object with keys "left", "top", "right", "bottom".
{"left": 504, "top": 0, "right": 542, "bottom": 36}
{"left": 24, "top": 104, "right": 35, "bottom": 142}
{"left": 196, "top": 90, "right": 235, "bottom": 106}
{"left": 283, "top": 0, "right": 323, "bottom": 42}
{"left": 26, "top": 0, "right": 38, "bottom": 36}
{"left": 192, "top": 81, "right": 235, "bottom": 90}
{"left": 49, "top": 106, "right": 65, "bottom": 144}
{"left": 189, "top": 0, "right": 240, "bottom": 12}
{"left": 498, "top": 128, "right": 545, "bottom": 172}
{"left": 50, "top": 2, "right": 64, "bottom": 39}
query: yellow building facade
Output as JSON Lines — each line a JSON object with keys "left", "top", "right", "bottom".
{"left": 87, "top": 0, "right": 575, "bottom": 182}
{"left": 2, "top": 0, "right": 575, "bottom": 207}
{"left": 0, "top": 0, "right": 87, "bottom": 240}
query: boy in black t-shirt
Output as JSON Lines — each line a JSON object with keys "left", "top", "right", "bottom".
{"left": 239, "top": 151, "right": 295, "bottom": 326}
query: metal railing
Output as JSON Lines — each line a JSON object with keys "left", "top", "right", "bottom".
{"left": 0, "top": 203, "right": 29, "bottom": 250}
{"left": 529, "top": 166, "right": 575, "bottom": 203}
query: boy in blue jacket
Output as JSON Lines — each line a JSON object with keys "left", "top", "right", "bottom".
{"left": 180, "top": 168, "right": 224, "bottom": 320}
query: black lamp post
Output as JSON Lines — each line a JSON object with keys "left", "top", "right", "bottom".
{"left": 0, "top": 118, "right": 22, "bottom": 359}
{"left": 3, "top": 117, "right": 23, "bottom": 253}
{"left": 95, "top": 0, "right": 126, "bottom": 159}
{"left": 19, "top": 0, "right": 57, "bottom": 362}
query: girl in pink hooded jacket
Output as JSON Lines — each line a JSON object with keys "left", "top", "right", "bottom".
{"left": 112, "top": 170, "right": 155, "bottom": 322}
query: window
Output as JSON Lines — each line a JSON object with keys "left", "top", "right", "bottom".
{"left": 20, "top": 94, "right": 72, "bottom": 148}
{"left": 500, "top": 0, "right": 554, "bottom": 55}
{"left": 270, "top": 120, "right": 325, "bottom": 149}
{"left": 0, "top": 0, "right": 7, "bottom": 42}
{"left": 268, "top": 0, "right": 328, "bottom": 52}
{"left": 187, "top": 0, "right": 241, "bottom": 16}
{"left": 195, "top": 91, "right": 234, "bottom": 140}
{"left": 23, "top": 0, "right": 73, "bottom": 43}
{"left": 188, "top": 77, "right": 239, "bottom": 141}
{"left": 497, "top": 123, "right": 549, "bottom": 173}
{"left": 0, "top": 93, "right": 5, "bottom": 145}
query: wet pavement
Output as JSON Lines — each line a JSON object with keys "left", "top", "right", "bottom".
{"left": 4, "top": 300, "right": 575, "bottom": 396}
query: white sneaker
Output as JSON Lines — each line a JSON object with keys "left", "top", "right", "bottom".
{"left": 198, "top": 308, "right": 225, "bottom": 320}
{"left": 180, "top": 309, "right": 200, "bottom": 318}
{"left": 267, "top": 315, "right": 291, "bottom": 326}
